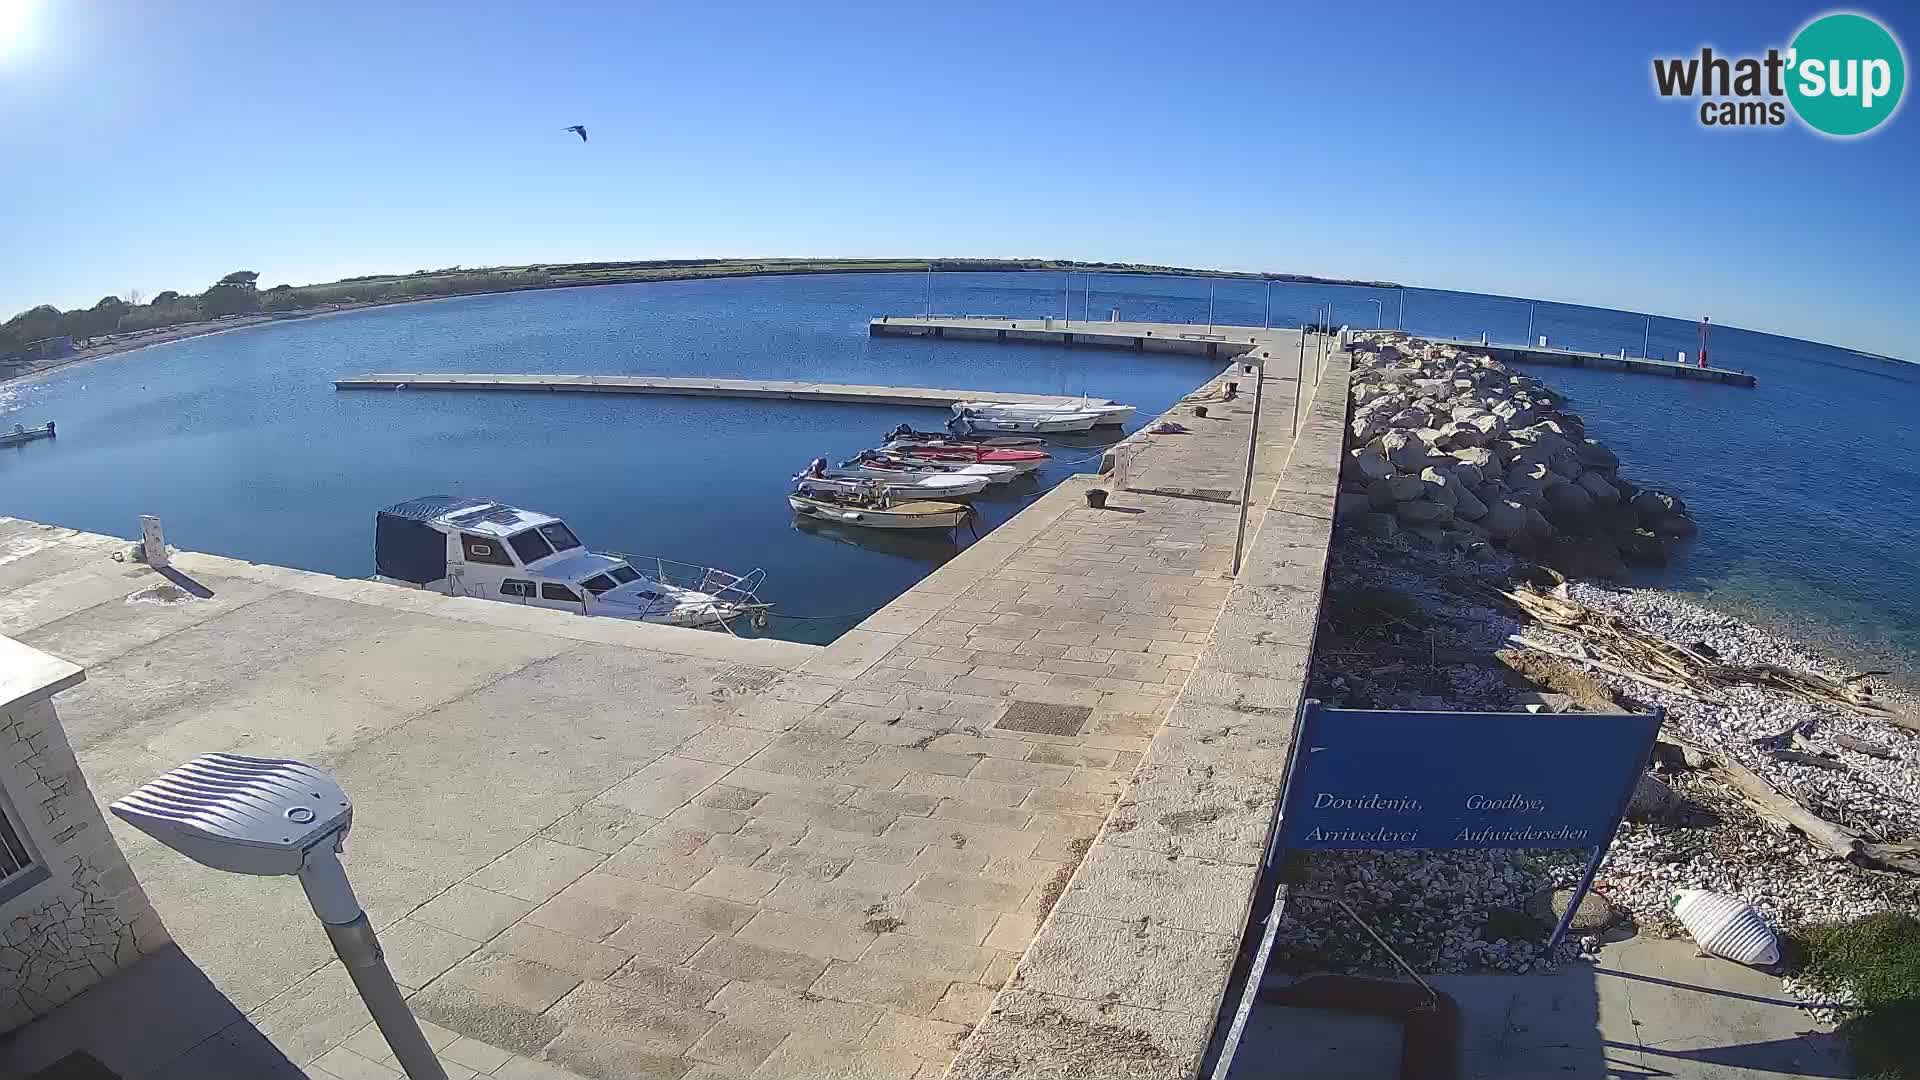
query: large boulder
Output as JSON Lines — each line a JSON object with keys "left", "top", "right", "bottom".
{"left": 1346, "top": 446, "right": 1394, "bottom": 483}
{"left": 1453, "top": 484, "right": 1489, "bottom": 521}
{"left": 1547, "top": 448, "right": 1586, "bottom": 480}
{"left": 1388, "top": 406, "right": 1436, "bottom": 429}
{"left": 1419, "top": 467, "right": 1460, "bottom": 508}
{"left": 1353, "top": 512, "right": 1398, "bottom": 539}
{"left": 1549, "top": 534, "right": 1628, "bottom": 581}
{"left": 1449, "top": 446, "right": 1496, "bottom": 471}
{"left": 1577, "top": 471, "right": 1620, "bottom": 504}
{"left": 1576, "top": 439, "right": 1619, "bottom": 469}
{"left": 1508, "top": 462, "right": 1563, "bottom": 498}
{"left": 1631, "top": 490, "right": 1687, "bottom": 520}
{"left": 1626, "top": 773, "right": 1682, "bottom": 822}
{"left": 1480, "top": 499, "right": 1527, "bottom": 539}
{"left": 1335, "top": 493, "right": 1372, "bottom": 520}
{"left": 1367, "top": 475, "right": 1427, "bottom": 509}
{"left": 1618, "top": 530, "right": 1671, "bottom": 565}
{"left": 1649, "top": 512, "right": 1698, "bottom": 538}
{"left": 1545, "top": 481, "right": 1596, "bottom": 519}
{"left": 1451, "top": 462, "right": 1485, "bottom": 488}
{"left": 1523, "top": 507, "right": 1555, "bottom": 542}
{"left": 1374, "top": 431, "right": 1431, "bottom": 472}
{"left": 1396, "top": 499, "right": 1453, "bottom": 525}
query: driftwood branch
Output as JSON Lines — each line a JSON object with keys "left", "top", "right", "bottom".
{"left": 1833, "top": 734, "right": 1898, "bottom": 760}
{"left": 1659, "top": 733, "right": 1920, "bottom": 876}
{"left": 1508, "top": 635, "right": 1709, "bottom": 702}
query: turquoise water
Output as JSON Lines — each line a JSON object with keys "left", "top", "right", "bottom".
{"left": 2, "top": 272, "right": 1915, "bottom": 656}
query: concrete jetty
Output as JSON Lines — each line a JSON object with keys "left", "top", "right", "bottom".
{"left": 1424, "top": 335, "right": 1758, "bottom": 386}
{"left": 872, "top": 316, "right": 1758, "bottom": 387}
{"left": 333, "top": 373, "right": 1114, "bottom": 410}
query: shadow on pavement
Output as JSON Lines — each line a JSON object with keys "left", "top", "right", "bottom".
{"left": 0, "top": 945, "right": 305, "bottom": 1079}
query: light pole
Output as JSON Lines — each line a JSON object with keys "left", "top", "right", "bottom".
{"left": 1397, "top": 289, "right": 1406, "bottom": 329}
{"left": 1263, "top": 281, "right": 1272, "bottom": 329}
{"left": 1232, "top": 350, "right": 1266, "bottom": 577}
{"left": 1207, "top": 282, "right": 1216, "bottom": 334}
{"left": 1526, "top": 302, "right": 1536, "bottom": 345}
{"left": 1062, "top": 273, "right": 1070, "bottom": 326}
{"left": 1084, "top": 275, "right": 1093, "bottom": 323}
{"left": 1367, "top": 299, "right": 1382, "bottom": 328}
{"left": 925, "top": 264, "right": 934, "bottom": 316}
{"left": 1643, "top": 315, "right": 1652, "bottom": 358}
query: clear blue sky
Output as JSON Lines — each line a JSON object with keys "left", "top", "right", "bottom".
{"left": 2, "top": 0, "right": 1914, "bottom": 358}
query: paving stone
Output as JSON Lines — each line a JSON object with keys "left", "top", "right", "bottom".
{"left": 605, "top": 956, "right": 729, "bottom": 1010}
{"left": 833, "top": 859, "right": 919, "bottom": 893}
{"left": 706, "top": 980, "right": 882, "bottom": 1044}
{"left": 659, "top": 804, "right": 751, "bottom": 836}
{"left": 690, "top": 863, "right": 783, "bottom": 902}
{"left": 849, "top": 789, "right": 940, "bottom": 817}
{"left": 735, "top": 908, "right": 878, "bottom": 963}
{"left": 688, "top": 935, "right": 828, "bottom": 991}
{"left": 862, "top": 1010, "right": 970, "bottom": 1063}
{"left": 982, "top": 912, "right": 1040, "bottom": 952}
{"left": 312, "top": 1045, "right": 401, "bottom": 1080}
{"left": 438, "top": 952, "right": 583, "bottom": 1013}
{"left": 492, "top": 1054, "right": 595, "bottom": 1080}
{"left": 932, "top": 982, "right": 998, "bottom": 1025}
{"left": 881, "top": 896, "right": 1000, "bottom": 946}
{"left": 932, "top": 798, "right": 1033, "bottom": 830}
{"left": 526, "top": 896, "right": 633, "bottom": 942}
{"left": 1017, "top": 912, "right": 1235, "bottom": 1014}
{"left": 905, "top": 871, "right": 1026, "bottom": 912}
{"left": 896, "top": 772, "right": 1034, "bottom": 809}
{"left": 547, "top": 980, "right": 721, "bottom": 1055}
{"left": 470, "top": 838, "right": 608, "bottom": 904}
{"left": 751, "top": 847, "right": 849, "bottom": 882}
{"left": 602, "top": 842, "right": 721, "bottom": 890}
{"left": 489, "top": 922, "right": 633, "bottom": 980}
{"left": 883, "top": 815, "right": 1040, "bottom": 860}
{"left": 413, "top": 884, "right": 539, "bottom": 942}
{"left": 675, "top": 725, "right": 780, "bottom": 766}
{"left": 597, "top": 756, "right": 732, "bottom": 817}
{"left": 542, "top": 805, "right": 660, "bottom": 856}
{"left": 559, "top": 874, "right": 758, "bottom": 935}
{"left": 442, "top": 1035, "right": 515, "bottom": 1074}
{"left": 688, "top": 1017, "right": 790, "bottom": 1074}
{"left": 760, "top": 876, "right": 892, "bottom": 921}
{"left": 695, "top": 785, "right": 767, "bottom": 812}
{"left": 747, "top": 792, "right": 894, "bottom": 836}
{"left": 809, "top": 960, "right": 952, "bottom": 1015}
{"left": 378, "top": 917, "right": 484, "bottom": 989}
{"left": 860, "top": 934, "right": 993, "bottom": 984}
{"left": 792, "top": 827, "right": 926, "bottom": 866}
{"left": 748, "top": 1034, "right": 920, "bottom": 1080}
{"left": 407, "top": 983, "right": 565, "bottom": 1058}
{"left": 539, "top": 1027, "right": 693, "bottom": 1080}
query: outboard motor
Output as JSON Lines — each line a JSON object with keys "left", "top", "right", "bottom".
{"left": 807, "top": 457, "right": 828, "bottom": 478}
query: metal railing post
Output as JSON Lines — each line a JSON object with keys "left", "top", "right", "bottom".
{"left": 1232, "top": 352, "right": 1266, "bottom": 577}
{"left": 1293, "top": 327, "right": 1305, "bottom": 436}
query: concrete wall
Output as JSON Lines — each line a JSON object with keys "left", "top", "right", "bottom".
{"left": 0, "top": 637, "right": 168, "bottom": 1033}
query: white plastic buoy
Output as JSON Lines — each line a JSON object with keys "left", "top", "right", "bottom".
{"left": 1672, "top": 889, "right": 1780, "bottom": 967}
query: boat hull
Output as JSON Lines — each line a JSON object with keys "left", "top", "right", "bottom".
{"left": 787, "top": 495, "right": 970, "bottom": 530}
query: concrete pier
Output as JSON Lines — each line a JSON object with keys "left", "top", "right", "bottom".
{"left": 1424, "top": 335, "right": 1758, "bottom": 386}
{"left": 333, "top": 373, "right": 1115, "bottom": 410}
{"left": 872, "top": 316, "right": 1758, "bottom": 387}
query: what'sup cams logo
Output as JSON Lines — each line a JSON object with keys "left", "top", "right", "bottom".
{"left": 1653, "top": 11, "right": 1906, "bottom": 136}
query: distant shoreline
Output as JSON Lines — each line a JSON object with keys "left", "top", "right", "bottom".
{"left": 0, "top": 260, "right": 1400, "bottom": 390}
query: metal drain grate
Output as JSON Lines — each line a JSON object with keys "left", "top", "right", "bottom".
{"left": 715, "top": 665, "right": 782, "bottom": 692}
{"left": 996, "top": 701, "right": 1093, "bottom": 737}
{"left": 1123, "top": 486, "right": 1238, "bottom": 505}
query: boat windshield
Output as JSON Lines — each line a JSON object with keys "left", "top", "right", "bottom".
{"left": 581, "top": 573, "right": 618, "bottom": 595}
{"left": 579, "top": 565, "right": 644, "bottom": 595}
{"left": 608, "top": 565, "right": 641, "bottom": 584}
{"left": 539, "top": 522, "right": 582, "bottom": 553}
{"left": 507, "top": 529, "right": 553, "bottom": 563}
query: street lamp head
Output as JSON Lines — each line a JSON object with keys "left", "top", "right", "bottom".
{"left": 111, "top": 753, "right": 352, "bottom": 877}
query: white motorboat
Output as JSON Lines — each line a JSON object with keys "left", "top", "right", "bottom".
{"left": 795, "top": 458, "right": 989, "bottom": 498}
{"left": 839, "top": 450, "right": 1019, "bottom": 485}
{"left": 952, "top": 398, "right": 1136, "bottom": 427}
{"left": 788, "top": 482, "right": 972, "bottom": 531}
{"left": 947, "top": 408, "right": 1099, "bottom": 434}
{"left": 373, "top": 496, "right": 769, "bottom": 630}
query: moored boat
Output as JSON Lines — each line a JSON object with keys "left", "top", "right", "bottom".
{"left": 839, "top": 450, "right": 1019, "bottom": 485}
{"left": 952, "top": 398, "right": 1135, "bottom": 427}
{"left": 372, "top": 495, "right": 769, "bottom": 630}
{"left": 886, "top": 443, "right": 1049, "bottom": 474}
{"left": 795, "top": 457, "right": 988, "bottom": 498}
{"left": 788, "top": 482, "right": 972, "bottom": 531}
{"left": 1, "top": 421, "right": 56, "bottom": 447}
{"left": 885, "top": 423, "right": 1044, "bottom": 449}
{"left": 948, "top": 408, "right": 1099, "bottom": 434}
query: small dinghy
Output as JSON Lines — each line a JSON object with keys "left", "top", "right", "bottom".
{"left": 1, "top": 421, "right": 56, "bottom": 447}
{"left": 949, "top": 408, "right": 1099, "bottom": 434}
{"left": 953, "top": 398, "right": 1135, "bottom": 427}
{"left": 886, "top": 444, "right": 1049, "bottom": 474}
{"left": 789, "top": 481, "right": 973, "bottom": 531}
{"left": 840, "top": 450, "right": 1019, "bottom": 485}
{"left": 885, "top": 423, "right": 1045, "bottom": 449}
{"left": 795, "top": 457, "right": 988, "bottom": 498}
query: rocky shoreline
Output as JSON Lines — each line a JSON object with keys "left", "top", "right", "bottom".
{"left": 1277, "top": 332, "right": 1919, "bottom": 984}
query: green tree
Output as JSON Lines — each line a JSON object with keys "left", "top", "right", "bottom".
{"left": 84, "top": 295, "right": 130, "bottom": 336}
{"left": 200, "top": 270, "right": 261, "bottom": 317}
{"left": 151, "top": 290, "right": 182, "bottom": 305}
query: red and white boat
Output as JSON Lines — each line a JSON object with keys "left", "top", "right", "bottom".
{"left": 839, "top": 450, "right": 1020, "bottom": 485}
{"left": 886, "top": 443, "right": 1049, "bottom": 475}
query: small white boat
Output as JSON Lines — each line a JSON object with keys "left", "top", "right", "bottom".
{"left": 373, "top": 496, "right": 769, "bottom": 630}
{"left": 839, "top": 450, "right": 1019, "bottom": 485}
{"left": 788, "top": 483, "right": 972, "bottom": 531}
{"left": 795, "top": 458, "right": 988, "bottom": 498}
{"left": 952, "top": 398, "right": 1135, "bottom": 427}
{"left": 947, "top": 409, "right": 1099, "bottom": 434}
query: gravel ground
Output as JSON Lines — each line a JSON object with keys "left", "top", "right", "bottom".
{"left": 1286, "top": 508, "right": 1920, "bottom": 981}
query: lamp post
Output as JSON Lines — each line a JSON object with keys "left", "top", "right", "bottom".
{"left": 925, "top": 264, "right": 934, "bottom": 316}
{"left": 1367, "top": 299, "right": 1382, "bottom": 328}
{"left": 1263, "top": 281, "right": 1272, "bottom": 329}
{"left": 1207, "top": 282, "right": 1216, "bottom": 335}
{"left": 1232, "top": 350, "right": 1266, "bottom": 577}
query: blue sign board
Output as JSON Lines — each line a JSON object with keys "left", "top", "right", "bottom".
{"left": 1277, "top": 705, "right": 1663, "bottom": 852}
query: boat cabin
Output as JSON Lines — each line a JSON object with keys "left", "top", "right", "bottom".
{"left": 375, "top": 496, "right": 667, "bottom": 615}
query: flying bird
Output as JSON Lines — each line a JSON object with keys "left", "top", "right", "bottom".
{"left": 563, "top": 125, "right": 588, "bottom": 143}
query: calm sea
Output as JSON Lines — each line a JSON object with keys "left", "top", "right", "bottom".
{"left": 3, "top": 272, "right": 1915, "bottom": 658}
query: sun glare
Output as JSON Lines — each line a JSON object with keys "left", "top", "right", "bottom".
{"left": 0, "top": 0, "right": 36, "bottom": 63}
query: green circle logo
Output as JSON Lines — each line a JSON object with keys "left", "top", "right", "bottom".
{"left": 1788, "top": 13, "right": 1906, "bottom": 136}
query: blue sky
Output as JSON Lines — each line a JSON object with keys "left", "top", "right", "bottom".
{"left": 1, "top": 0, "right": 1914, "bottom": 358}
